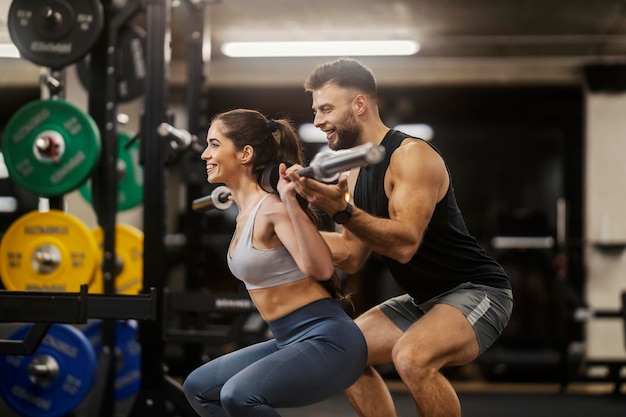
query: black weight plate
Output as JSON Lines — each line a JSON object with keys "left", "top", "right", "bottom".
{"left": 8, "top": 0, "right": 104, "bottom": 68}
{"left": 76, "top": 24, "right": 146, "bottom": 103}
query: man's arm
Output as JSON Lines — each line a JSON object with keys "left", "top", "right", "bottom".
{"left": 343, "top": 140, "right": 448, "bottom": 263}
{"left": 320, "top": 228, "right": 371, "bottom": 274}
{"left": 289, "top": 140, "right": 448, "bottom": 265}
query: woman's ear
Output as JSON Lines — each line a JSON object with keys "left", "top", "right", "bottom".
{"left": 240, "top": 144, "right": 254, "bottom": 164}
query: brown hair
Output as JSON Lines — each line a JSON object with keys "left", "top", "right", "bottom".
{"left": 304, "top": 57, "right": 378, "bottom": 99}
{"left": 210, "top": 109, "right": 302, "bottom": 185}
{"left": 210, "top": 109, "right": 350, "bottom": 304}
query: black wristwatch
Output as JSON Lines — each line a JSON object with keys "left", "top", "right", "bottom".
{"left": 332, "top": 202, "right": 353, "bottom": 225}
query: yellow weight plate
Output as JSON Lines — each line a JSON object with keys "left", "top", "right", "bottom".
{"left": 0, "top": 210, "right": 99, "bottom": 292}
{"left": 89, "top": 223, "right": 143, "bottom": 295}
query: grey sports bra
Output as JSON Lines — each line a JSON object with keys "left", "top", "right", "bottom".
{"left": 227, "top": 193, "right": 307, "bottom": 290}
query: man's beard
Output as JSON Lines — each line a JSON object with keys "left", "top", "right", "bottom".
{"left": 330, "top": 112, "right": 361, "bottom": 151}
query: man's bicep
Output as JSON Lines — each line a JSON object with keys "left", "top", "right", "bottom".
{"left": 388, "top": 145, "right": 445, "bottom": 225}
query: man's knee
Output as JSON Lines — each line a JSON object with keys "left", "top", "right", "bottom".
{"left": 391, "top": 343, "right": 431, "bottom": 379}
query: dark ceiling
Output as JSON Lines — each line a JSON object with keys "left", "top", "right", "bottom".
{"left": 168, "top": 0, "right": 626, "bottom": 86}
{"left": 2, "top": 0, "right": 626, "bottom": 87}
{"left": 187, "top": 0, "right": 626, "bottom": 58}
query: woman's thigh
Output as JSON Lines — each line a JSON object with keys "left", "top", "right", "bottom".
{"left": 184, "top": 339, "right": 278, "bottom": 399}
{"left": 223, "top": 335, "right": 363, "bottom": 408}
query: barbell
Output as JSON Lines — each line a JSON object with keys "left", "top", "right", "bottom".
{"left": 191, "top": 185, "right": 233, "bottom": 212}
{"left": 260, "top": 142, "right": 385, "bottom": 193}
{"left": 193, "top": 143, "right": 385, "bottom": 212}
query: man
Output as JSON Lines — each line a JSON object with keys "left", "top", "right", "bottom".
{"left": 286, "top": 57, "right": 513, "bottom": 417}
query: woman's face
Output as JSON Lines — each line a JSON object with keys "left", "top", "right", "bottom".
{"left": 201, "top": 120, "right": 242, "bottom": 184}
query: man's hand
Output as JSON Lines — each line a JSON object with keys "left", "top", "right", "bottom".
{"left": 285, "top": 164, "right": 350, "bottom": 216}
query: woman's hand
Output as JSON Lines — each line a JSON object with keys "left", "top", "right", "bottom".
{"left": 276, "top": 163, "right": 297, "bottom": 202}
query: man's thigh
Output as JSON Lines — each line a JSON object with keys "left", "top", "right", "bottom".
{"left": 354, "top": 306, "right": 403, "bottom": 365}
{"left": 398, "top": 303, "right": 480, "bottom": 368}
{"left": 419, "top": 283, "right": 513, "bottom": 355}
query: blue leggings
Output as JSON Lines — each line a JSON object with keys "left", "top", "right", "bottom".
{"left": 183, "top": 298, "right": 367, "bottom": 417}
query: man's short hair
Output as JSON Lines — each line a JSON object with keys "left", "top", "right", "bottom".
{"left": 304, "top": 57, "right": 377, "bottom": 98}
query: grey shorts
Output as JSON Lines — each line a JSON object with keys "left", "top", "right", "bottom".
{"left": 379, "top": 282, "right": 513, "bottom": 354}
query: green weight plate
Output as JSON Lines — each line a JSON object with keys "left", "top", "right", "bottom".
{"left": 79, "top": 131, "right": 143, "bottom": 211}
{"left": 2, "top": 99, "right": 101, "bottom": 197}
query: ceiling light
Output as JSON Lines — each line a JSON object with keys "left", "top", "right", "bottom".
{"left": 298, "top": 123, "right": 434, "bottom": 143}
{"left": 221, "top": 40, "right": 420, "bottom": 58}
{"left": 394, "top": 124, "right": 434, "bottom": 141}
{"left": 0, "top": 43, "right": 20, "bottom": 59}
{"left": 298, "top": 123, "right": 327, "bottom": 143}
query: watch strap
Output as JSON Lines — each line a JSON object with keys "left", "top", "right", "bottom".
{"left": 332, "top": 202, "right": 353, "bottom": 224}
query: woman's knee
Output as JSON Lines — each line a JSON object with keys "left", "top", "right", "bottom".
{"left": 182, "top": 370, "right": 200, "bottom": 400}
{"left": 182, "top": 367, "right": 222, "bottom": 405}
{"left": 220, "top": 380, "right": 265, "bottom": 414}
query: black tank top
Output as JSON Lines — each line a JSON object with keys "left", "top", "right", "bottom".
{"left": 353, "top": 130, "right": 510, "bottom": 304}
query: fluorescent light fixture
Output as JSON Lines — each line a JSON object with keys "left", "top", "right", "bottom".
{"left": 0, "top": 43, "right": 20, "bottom": 59}
{"left": 299, "top": 123, "right": 434, "bottom": 143}
{"left": 0, "top": 197, "right": 17, "bottom": 213}
{"left": 298, "top": 123, "right": 327, "bottom": 143}
{"left": 394, "top": 124, "right": 434, "bottom": 141}
{"left": 222, "top": 40, "right": 419, "bottom": 58}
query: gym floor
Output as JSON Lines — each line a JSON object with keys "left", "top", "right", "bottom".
{"left": 277, "top": 380, "right": 626, "bottom": 417}
{"left": 0, "top": 375, "right": 624, "bottom": 417}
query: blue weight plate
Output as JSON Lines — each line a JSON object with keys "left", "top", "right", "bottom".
{"left": 0, "top": 324, "right": 97, "bottom": 417}
{"left": 82, "top": 320, "right": 141, "bottom": 401}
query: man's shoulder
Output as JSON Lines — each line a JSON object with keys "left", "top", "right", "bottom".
{"left": 394, "top": 137, "right": 434, "bottom": 156}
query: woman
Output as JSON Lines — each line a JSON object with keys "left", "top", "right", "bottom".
{"left": 183, "top": 109, "right": 367, "bottom": 417}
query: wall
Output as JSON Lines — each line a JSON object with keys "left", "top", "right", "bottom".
{"left": 2, "top": 53, "right": 625, "bottom": 368}
{"left": 584, "top": 92, "right": 626, "bottom": 360}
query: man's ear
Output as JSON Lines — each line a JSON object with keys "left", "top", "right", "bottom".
{"left": 354, "top": 94, "right": 368, "bottom": 115}
{"left": 240, "top": 144, "right": 254, "bottom": 164}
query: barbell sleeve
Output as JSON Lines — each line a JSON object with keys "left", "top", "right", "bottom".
{"left": 301, "top": 142, "right": 385, "bottom": 183}
{"left": 158, "top": 122, "right": 197, "bottom": 151}
{"left": 260, "top": 143, "right": 385, "bottom": 193}
{"left": 192, "top": 185, "right": 232, "bottom": 211}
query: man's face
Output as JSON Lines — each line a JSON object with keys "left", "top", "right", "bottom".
{"left": 311, "top": 83, "right": 362, "bottom": 150}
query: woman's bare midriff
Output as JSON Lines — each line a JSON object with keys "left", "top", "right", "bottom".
{"left": 248, "top": 276, "right": 332, "bottom": 321}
